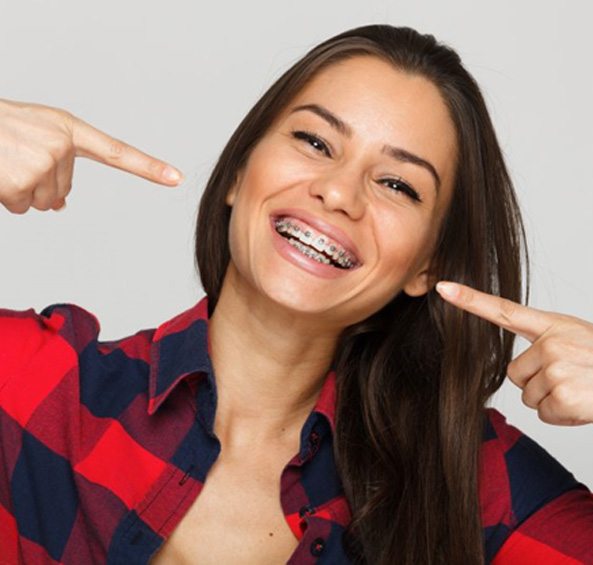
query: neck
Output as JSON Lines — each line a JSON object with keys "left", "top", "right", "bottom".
{"left": 208, "top": 266, "right": 341, "bottom": 451}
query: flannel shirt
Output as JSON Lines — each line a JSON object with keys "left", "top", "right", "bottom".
{"left": 1, "top": 296, "right": 592, "bottom": 564}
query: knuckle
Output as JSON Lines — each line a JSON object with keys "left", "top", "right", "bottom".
{"left": 521, "top": 388, "right": 536, "bottom": 408}
{"left": 459, "top": 288, "right": 474, "bottom": 307}
{"left": 3, "top": 184, "right": 32, "bottom": 202}
{"left": 2, "top": 195, "right": 32, "bottom": 214}
{"left": 146, "top": 159, "right": 165, "bottom": 177}
{"left": 58, "top": 109, "right": 75, "bottom": 134}
{"left": 537, "top": 407, "right": 557, "bottom": 425}
{"left": 51, "top": 198, "right": 67, "bottom": 211}
{"left": 2, "top": 170, "right": 30, "bottom": 195}
{"left": 38, "top": 104, "right": 64, "bottom": 121}
{"left": 32, "top": 202, "right": 53, "bottom": 212}
{"left": 106, "top": 140, "right": 127, "bottom": 162}
{"left": 550, "top": 383, "right": 575, "bottom": 406}
{"left": 541, "top": 338, "right": 562, "bottom": 359}
{"left": 37, "top": 154, "right": 57, "bottom": 176}
{"left": 14, "top": 183, "right": 34, "bottom": 198}
{"left": 506, "top": 360, "right": 518, "bottom": 380}
{"left": 31, "top": 196, "right": 55, "bottom": 211}
{"left": 31, "top": 187, "right": 58, "bottom": 211}
{"left": 32, "top": 201, "right": 54, "bottom": 212}
{"left": 50, "top": 134, "right": 74, "bottom": 158}
{"left": 6, "top": 205, "right": 29, "bottom": 215}
{"left": 546, "top": 360, "right": 568, "bottom": 381}
{"left": 59, "top": 180, "right": 73, "bottom": 198}
{"left": 40, "top": 106, "right": 75, "bottom": 134}
{"left": 499, "top": 299, "right": 518, "bottom": 323}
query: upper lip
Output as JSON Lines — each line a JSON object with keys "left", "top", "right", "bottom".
{"left": 270, "top": 208, "right": 362, "bottom": 264}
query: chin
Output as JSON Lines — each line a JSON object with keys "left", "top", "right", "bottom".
{"left": 257, "top": 279, "right": 342, "bottom": 318}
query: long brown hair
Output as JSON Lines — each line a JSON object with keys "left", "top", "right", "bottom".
{"left": 195, "top": 25, "right": 529, "bottom": 564}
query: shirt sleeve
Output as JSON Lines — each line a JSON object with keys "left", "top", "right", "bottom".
{"left": 482, "top": 408, "right": 593, "bottom": 564}
{"left": 0, "top": 302, "right": 101, "bottom": 561}
{"left": 0, "top": 303, "right": 100, "bottom": 426}
{"left": 492, "top": 487, "right": 593, "bottom": 564}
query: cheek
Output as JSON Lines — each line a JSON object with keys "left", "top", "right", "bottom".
{"left": 226, "top": 207, "right": 244, "bottom": 268}
{"left": 374, "top": 208, "right": 432, "bottom": 269}
{"left": 224, "top": 165, "right": 284, "bottom": 270}
{"left": 250, "top": 137, "right": 320, "bottom": 192}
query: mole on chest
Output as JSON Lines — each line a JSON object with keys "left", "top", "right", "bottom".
{"left": 150, "top": 452, "right": 300, "bottom": 564}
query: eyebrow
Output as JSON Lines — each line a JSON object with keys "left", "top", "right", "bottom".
{"left": 290, "top": 103, "right": 441, "bottom": 193}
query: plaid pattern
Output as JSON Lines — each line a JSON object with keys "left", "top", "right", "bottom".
{"left": 0, "top": 297, "right": 592, "bottom": 564}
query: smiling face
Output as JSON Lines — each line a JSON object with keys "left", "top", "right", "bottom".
{"left": 223, "top": 55, "right": 458, "bottom": 329}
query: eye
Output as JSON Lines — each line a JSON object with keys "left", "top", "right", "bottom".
{"left": 379, "top": 177, "right": 423, "bottom": 203}
{"left": 291, "top": 130, "right": 331, "bottom": 157}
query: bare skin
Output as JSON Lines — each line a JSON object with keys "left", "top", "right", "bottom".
{"left": 210, "top": 55, "right": 456, "bottom": 446}
{"left": 153, "top": 56, "right": 458, "bottom": 562}
{"left": 149, "top": 440, "right": 302, "bottom": 564}
{"left": 1, "top": 56, "right": 459, "bottom": 563}
{"left": 4, "top": 52, "right": 593, "bottom": 565}
{"left": 0, "top": 97, "right": 183, "bottom": 213}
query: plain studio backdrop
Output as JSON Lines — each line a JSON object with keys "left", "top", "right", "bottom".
{"left": 1, "top": 1, "right": 592, "bottom": 487}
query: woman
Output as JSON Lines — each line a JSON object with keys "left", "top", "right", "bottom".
{"left": 1, "top": 24, "right": 592, "bottom": 564}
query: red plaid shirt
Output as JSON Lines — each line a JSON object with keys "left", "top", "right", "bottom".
{"left": 1, "top": 297, "right": 592, "bottom": 564}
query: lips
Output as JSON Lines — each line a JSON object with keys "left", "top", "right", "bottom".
{"left": 270, "top": 208, "right": 362, "bottom": 266}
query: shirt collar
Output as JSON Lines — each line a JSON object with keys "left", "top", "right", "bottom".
{"left": 147, "top": 296, "right": 337, "bottom": 434}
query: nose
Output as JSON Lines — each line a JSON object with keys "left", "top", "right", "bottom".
{"left": 308, "top": 167, "right": 366, "bottom": 220}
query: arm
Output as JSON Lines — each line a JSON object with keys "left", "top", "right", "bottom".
{"left": 482, "top": 408, "right": 593, "bottom": 564}
{"left": 492, "top": 487, "right": 593, "bottom": 564}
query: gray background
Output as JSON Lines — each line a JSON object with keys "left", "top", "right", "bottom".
{"left": 1, "top": 0, "right": 592, "bottom": 486}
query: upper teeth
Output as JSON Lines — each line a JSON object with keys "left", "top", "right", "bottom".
{"left": 274, "top": 217, "right": 356, "bottom": 268}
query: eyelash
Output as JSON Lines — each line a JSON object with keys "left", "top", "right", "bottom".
{"left": 290, "top": 130, "right": 423, "bottom": 203}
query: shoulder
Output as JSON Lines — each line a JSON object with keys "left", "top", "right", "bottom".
{"left": 480, "top": 407, "right": 589, "bottom": 555}
{"left": 0, "top": 303, "right": 105, "bottom": 436}
{"left": 0, "top": 302, "right": 157, "bottom": 434}
{"left": 481, "top": 407, "right": 583, "bottom": 524}
{"left": 0, "top": 303, "right": 101, "bottom": 377}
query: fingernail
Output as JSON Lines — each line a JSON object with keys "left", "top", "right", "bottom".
{"left": 163, "top": 167, "right": 182, "bottom": 182}
{"left": 436, "top": 281, "right": 459, "bottom": 298}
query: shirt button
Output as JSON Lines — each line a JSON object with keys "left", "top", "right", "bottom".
{"left": 310, "top": 537, "right": 325, "bottom": 556}
{"left": 130, "top": 531, "right": 144, "bottom": 545}
{"left": 309, "top": 431, "right": 321, "bottom": 456}
{"left": 299, "top": 504, "right": 315, "bottom": 518}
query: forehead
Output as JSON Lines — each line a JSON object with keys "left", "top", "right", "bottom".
{"left": 281, "top": 55, "right": 458, "bottom": 200}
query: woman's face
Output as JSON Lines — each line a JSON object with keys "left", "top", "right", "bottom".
{"left": 224, "top": 55, "right": 457, "bottom": 328}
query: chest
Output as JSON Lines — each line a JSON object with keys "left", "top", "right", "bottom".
{"left": 149, "top": 448, "right": 300, "bottom": 565}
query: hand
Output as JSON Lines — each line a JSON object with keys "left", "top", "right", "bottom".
{"left": 0, "top": 98, "right": 184, "bottom": 214}
{"left": 436, "top": 281, "right": 593, "bottom": 426}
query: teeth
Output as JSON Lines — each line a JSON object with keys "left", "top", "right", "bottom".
{"left": 274, "top": 217, "right": 355, "bottom": 269}
{"left": 287, "top": 239, "right": 331, "bottom": 265}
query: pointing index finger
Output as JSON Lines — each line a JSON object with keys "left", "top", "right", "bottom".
{"left": 435, "top": 281, "right": 554, "bottom": 342}
{"left": 71, "top": 115, "right": 183, "bottom": 186}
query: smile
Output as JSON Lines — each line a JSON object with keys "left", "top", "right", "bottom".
{"left": 273, "top": 216, "right": 359, "bottom": 269}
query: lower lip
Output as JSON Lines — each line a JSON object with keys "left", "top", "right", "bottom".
{"left": 269, "top": 217, "right": 358, "bottom": 279}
